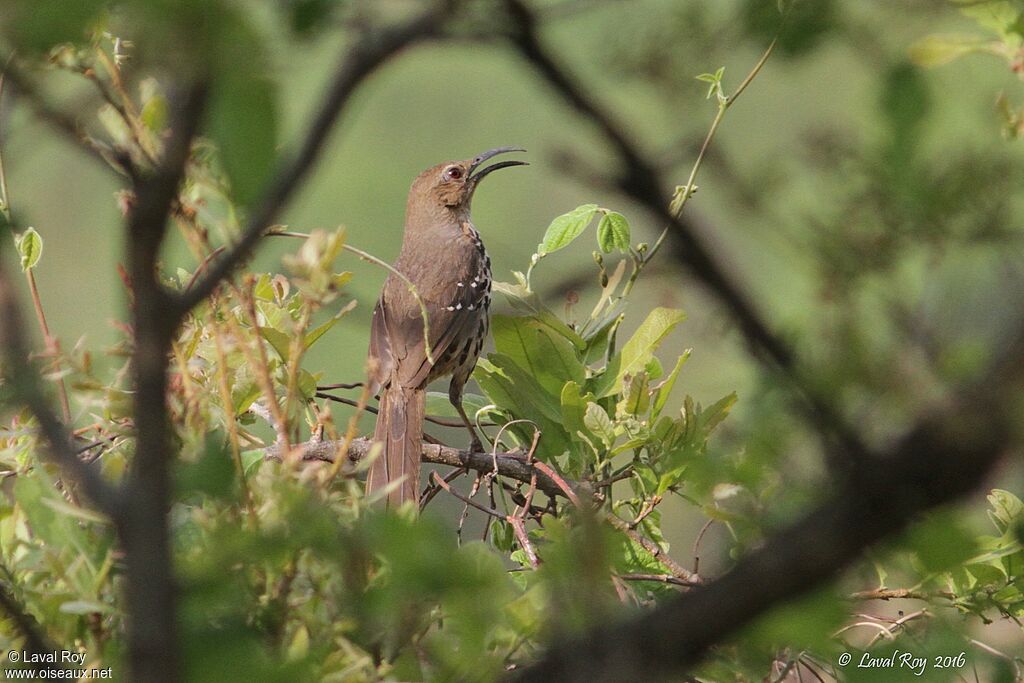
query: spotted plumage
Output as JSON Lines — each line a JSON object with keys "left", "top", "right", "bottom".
{"left": 364, "top": 148, "right": 525, "bottom": 508}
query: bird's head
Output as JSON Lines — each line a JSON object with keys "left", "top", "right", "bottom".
{"left": 407, "top": 147, "right": 527, "bottom": 218}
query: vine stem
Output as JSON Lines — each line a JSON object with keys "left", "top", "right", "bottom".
{"left": 267, "top": 229, "right": 435, "bottom": 365}
{"left": 0, "top": 62, "right": 72, "bottom": 423}
{"left": 621, "top": 37, "right": 777, "bottom": 300}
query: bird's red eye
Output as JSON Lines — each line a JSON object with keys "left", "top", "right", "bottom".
{"left": 444, "top": 166, "right": 463, "bottom": 180}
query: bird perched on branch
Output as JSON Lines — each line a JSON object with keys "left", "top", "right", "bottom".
{"left": 365, "top": 147, "right": 527, "bottom": 508}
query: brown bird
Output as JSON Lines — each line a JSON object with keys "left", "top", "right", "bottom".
{"left": 365, "top": 147, "right": 527, "bottom": 508}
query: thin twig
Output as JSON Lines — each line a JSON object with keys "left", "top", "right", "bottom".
{"left": 617, "top": 573, "right": 698, "bottom": 588}
{"left": 211, "top": 310, "right": 257, "bottom": 524}
{"left": 606, "top": 513, "right": 702, "bottom": 586}
{"left": 176, "top": 4, "right": 452, "bottom": 315}
{"left": 266, "top": 230, "right": 436, "bottom": 365}
{"left": 316, "top": 391, "right": 489, "bottom": 428}
{"left": 0, "top": 62, "right": 73, "bottom": 423}
{"left": 0, "top": 62, "right": 116, "bottom": 172}
{"left": 850, "top": 588, "right": 955, "bottom": 602}
{"left": 0, "top": 254, "right": 119, "bottom": 514}
{"left": 430, "top": 471, "right": 505, "bottom": 518}
{"left": 325, "top": 364, "right": 374, "bottom": 482}
{"left": 692, "top": 518, "right": 715, "bottom": 575}
{"left": 865, "top": 609, "right": 930, "bottom": 648}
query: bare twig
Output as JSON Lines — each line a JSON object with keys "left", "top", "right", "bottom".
{"left": 325, "top": 365, "right": 374, "bottom": 482}
{"left": 606, "top": 513, "right": 701, "bottom": 586}
{"left": 850, "top": 588, "right": 955, "bottom": 602}
{"left": 431, "top": 471, "right": 505, "bottom": 519}
{"left": 0, "top": 64, "right": 73, "bottom": 424}
{"left": 0, "top": 62, "right": 119, "bottom": 172}
{"left": 692, "top": 518, "right": 714, "bottom": 576}
{"left": 617, "top": 573, "right": 698, "bottom": 588}
{"left": 316, "top": 390, "right": 490, "bottom": 429}
{"left": 265, "top": 436, "right": 571, "bottom": 500}
{"left": 267, "top": 230, "right": 436, "bottom": 365}
{"left": 865, "top": 608, "right": 930, "bottom": 648}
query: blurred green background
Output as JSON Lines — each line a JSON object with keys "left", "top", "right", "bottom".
{"left": 4, "top": 0, "right": 1023, "bottom": 574}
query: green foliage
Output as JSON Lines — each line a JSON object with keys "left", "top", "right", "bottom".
{"left": 1, "top": 4, "right": 1022, "bottom": 682}
{"left": 13, "top": 228, "right": 41, "bottom": 272}
{"left": 537, "top": 203, "right": 599, "bottom": 256}
{"left": 913, "top": 0, "right": 1024, "bottom": 137}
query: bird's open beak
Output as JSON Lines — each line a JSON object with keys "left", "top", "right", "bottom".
{"left": 468, "top": 147, "right": 528, "bottom": 187}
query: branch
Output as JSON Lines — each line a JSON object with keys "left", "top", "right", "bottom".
{"left": 0, "top": 61, "right": 124, "bottom": 174}
{"left": 0, "top": 244, "right": 120, "bottom": 515}
{"left": 118, "top": 81, "right": 208, "bottom": 683}
{"left": 264, "top": 436, "right": 576, "bottom": 501}
{"left": 176, "top": 4, "right": 452, "bottom": 315}
{"left": 849, "top": 588, "right": 955, "bottom": 602}
{"left": 509, "top": 335, "right": 1024, "bottom": 683}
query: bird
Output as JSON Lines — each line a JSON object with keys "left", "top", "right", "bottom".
{"left": 365, "top": 147, "right": 527, "bottom": 508}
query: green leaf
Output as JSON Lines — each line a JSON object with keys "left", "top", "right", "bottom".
{"left": 296, "top": 369, "right": 319, "bottom": 400}
{"left": 287, "top": 0, "right": 336, "bottom": 35}
{"left": 906, "top": 513, "right": 977, "bottom": 573}
{"left": 491, "top": 315, "right": 586, "bottom": 397}
{"left": 240, "top": 449, "right": 264, "bottom": 476}
{"left": 259, "top": 327, "right": 292, "bottom": 363}
{"left": 208, "top": 69, "right": 278, "bottom": 206}
{"left": 177, "top": 433, "right": 235, "bottom": 500}
{"left": 909, "top": 33, "right": 999, "bottom": 67}
{"left": 493, "top": 280, "right": 586, "bottom": 350}
{"left": 699, "top": 392, "right": 737, "bottom": 435}
{"left": 651, "top": 350, "right": 691, "bottom": 419}
{"left": 583, "top": 402, "right": 615, "bottom": 448}
{"left": 988, "top": 489, "right": 1024, "bottom": 533}
{"left": 596, "top": 211, "right": 630, "bottom": 253}
{"left": 303, "top": 300, "right": 357, "bottom": 350}
{"left": 617, "top": 372, "right": 650, "bottom": 416}
{"left": 744, "top": 589, "right": 846, "bottom": 652}
{"left": 537, "top": 204, "right": 598, "bottom": 255}
{"left": 560, "top": 381, "right": 587, "bottom": 436}
{"left": 956, "top": 0, "right": 1024, "bottom": 45}
{"left": 139, "top": 78, "right": 169, "bottom": 132}
{"left": 475, "top": 356, "right": 572, "bottom": 463}
{"left": 15, "top": 227, "right": 42, "bottom": 271}
{"left": 594, "top": 307, "right": 686, "bottom": 397}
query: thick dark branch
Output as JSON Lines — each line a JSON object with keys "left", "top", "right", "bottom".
{"left": 176, "top": 5, "right": 451, "bottom": 315}
{"left": 119, "top": 81, "right": 208, "bottom": 683}
{"left": 502, "top": 0, "right": 869, "bottom": 465}
{"left": 0, "top": 62, "right": 122, "bottom": 173}
{"left": 0, "top": 249, "right": 120, "bottom": 515}
{"left": 265, "top": 436, "right": 573, "bottom": 500}
{"left": 126, "top": 82, "right": 208, "bottom": 312}
{"left": 510, "top": 340, "right": 1023, "bottom": 682}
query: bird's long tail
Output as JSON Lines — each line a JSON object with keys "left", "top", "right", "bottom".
{"left": 366, "top": 385, "right": 424, "bottom": 508}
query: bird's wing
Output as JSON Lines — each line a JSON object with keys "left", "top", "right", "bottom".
{"left": 373, "top": 266, "right": 486, "bottom": 390}
{"left": 367, "top": 296, "right": 395, "bottom": 393}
